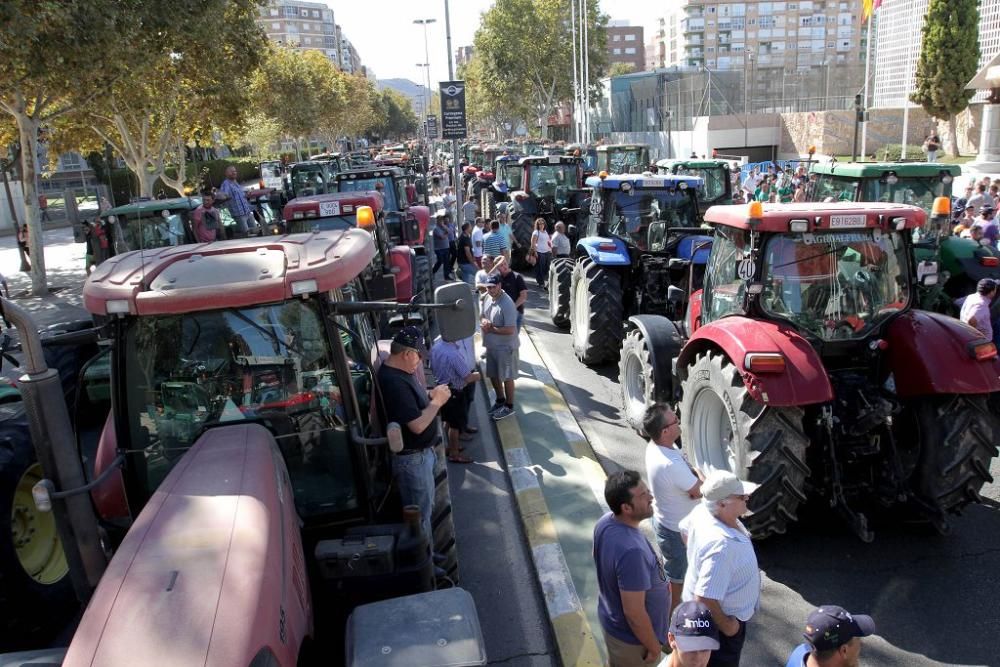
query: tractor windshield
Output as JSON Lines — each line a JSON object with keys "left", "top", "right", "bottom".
{"left": 760, "top": 230, "right": 910, "bottom": 340}
{"left": 812, "top": 174, "right": 944, "bottom": 215}
{"left": 606, "top": 189, "right": 701, "bottom": 251}
{"left": 111, "top": 211, "right": 188, "bottom": 253}
{"left": 498, "top": 162, "right": 523, "bottom": 190}
{"left": 603, "top": 148, "right": 649, "bottom": 174}
{"left": 291, "top": 165, "right": 330, "bottom": 197}
{"left": 121, "top": 298, "right": 365, "bottom": 519}
{"left": 676, "top": 166, "right": 729, "bottom": 203}
{"left": 286, "top": 215, "right": 355, "bottom": 233}
{"left": 338, "top": 176, "right": 403, "bottom": 212}
{"left": 529, "top": 164, "right": 578, "bottom": 202}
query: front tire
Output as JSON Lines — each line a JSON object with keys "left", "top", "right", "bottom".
{"left": 571, "top": 259, "right": 623, "bottom": 365}
{"left": 432, "top": 444, "right": 459, "bottom": 584}
{"left": 619, "top": 329, "right": 656, "bottom": 434}
{"left": 548, "top": 258, "right": 573, "bottom": 328}
{"left": 680, "top": 350, "right": 811, "bottom": 539}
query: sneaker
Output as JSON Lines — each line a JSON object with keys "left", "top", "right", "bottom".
{"left": 488, "top": 401, "right": 505, "bottom": 415}
{"left": 491, "top": 405, "right": 515, "bottom": 420}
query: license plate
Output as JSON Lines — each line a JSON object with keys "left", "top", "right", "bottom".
{"left": 641, "top": 178, "right": 665, "bottom": 188}
{"left": 319, "top": 201, "right": 341, "bottom": 217}
{"left": 829, "top": 214, "right": 866, "bottom": 228}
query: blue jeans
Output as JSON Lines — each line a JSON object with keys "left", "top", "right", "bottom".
{"left": 433, "top": 248, "right": 453, "bottom": 279}
{"left": 460, "top": 262, "right": 477, "bottom": 285}
{"left": 653, "top": 520, "right": 688, "bottom": 584}
{"left": 392, "top": 448, "right": 436, "bottom": 542}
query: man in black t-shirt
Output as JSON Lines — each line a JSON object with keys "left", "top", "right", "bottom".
{"left": 498, "top": 260, "right": 528, "bottom": 333}
{"left": 457, "top": 222, "right": 477, "bottom": 285}
{"left": 376, "top": 326, "right": 451, "bottom": 542}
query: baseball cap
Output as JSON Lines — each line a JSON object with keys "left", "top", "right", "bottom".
{"left": 480, "top": 273, "right": 502, "bottom": 287}
{"left": 803, "top": 605, "right": 876, "bottom": 650}
{"left": 701, "top": 470, "right": 759, "bottom": 502}
{"left": 983, "top": 203, "right": 996, "bottom": 213}
{"left": 392, "top": 325, "right": 426, "bottom": 354}
{"left": 670, "top": 601, "right": 720, "bottom": 652}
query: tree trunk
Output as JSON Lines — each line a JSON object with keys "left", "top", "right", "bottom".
{"left": 15, "top": 113, "right": 47, "bottom": 296}
{"left": 948, "top": 114, "right": 959, "bottom": 158}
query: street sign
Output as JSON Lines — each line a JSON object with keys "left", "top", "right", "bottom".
{"left": 426, "top": 114, "right": 438, "bottom": 139}
{"left": 439, "top": 80, "right": 467, "bottom": 140}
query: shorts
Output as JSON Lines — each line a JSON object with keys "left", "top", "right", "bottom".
{"left": 604, "top": 630, "right": 660, "bottom": 667}
{"left": 485, "top": 346, "right": 516, "bottom": 381}
{"left": 440, "top": 388, "right": 469, "bottom": 430}
{"left": 654, "top": 521, "right": 688, "bottom": 584}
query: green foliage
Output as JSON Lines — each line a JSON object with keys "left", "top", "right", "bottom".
{"left": 911, "top": 0, "right": 980, "bottom": 119}
{"left": 471, "top": 0, "right": 607, "bottom": 137}
{"left": 372, "top": 89, "right": 418, "bottom": 140}
{"left": 108, "top": 158, "right": 259, "bottom": 204}
{"left": 877, "top": 144, "right": 926, "bottom": 162}
{"left": 609, "top": 62, "right": 636, "bottom": 77}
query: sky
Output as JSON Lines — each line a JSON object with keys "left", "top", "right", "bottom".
{"left": 329, "top": 0, "right": 665, "bottom": 84}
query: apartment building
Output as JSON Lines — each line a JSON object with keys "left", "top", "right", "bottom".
{"left": 873, "top": 0, "right": 1000, "bottom": 108}
{"left": 606, "top": 21, "right": 646, "bottom": 72}
{"left": 257, "top": 0, "right": 351, "bottom": 70}
{"left": 456, "top": 45, "right": 474, "bottom": 69}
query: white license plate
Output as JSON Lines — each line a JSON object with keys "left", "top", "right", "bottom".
{"left": 642, "top": 178, "right": 665, "bottom": 188}
{"left": 319, "top": 201, "right": 341, "bottom": 217}
{"left": 829, "top": 214, "right": 866, "bottom": 228}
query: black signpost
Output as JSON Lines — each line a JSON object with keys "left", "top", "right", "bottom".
{"left": 426, "top": 115, "right": 439, "bottom": 139}
{"left": 439, "top": 81, "right": 467, "bottom": 140}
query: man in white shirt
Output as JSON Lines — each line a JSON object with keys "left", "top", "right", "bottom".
{"left": 643, "top": 404, "right": 702, "bottom": 621}
{"left": 471, "top": 217, "right": 486, "bottom": 268}
{"left": 679, "top": 471, "right": 761, "bottom": 667}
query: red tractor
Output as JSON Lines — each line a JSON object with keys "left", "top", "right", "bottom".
{"left": 0, "top": 231, "right": 482, "bottom": 662}
{"left": 619, "top": 201, "right": 1000, "bottom": 540}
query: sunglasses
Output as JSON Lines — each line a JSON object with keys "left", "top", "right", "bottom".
{"left": 662, "top": 418, "right": 679, "bottom": 430}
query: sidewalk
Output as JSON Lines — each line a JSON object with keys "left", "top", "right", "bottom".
{"left": 487, "top": 330, "right": 612, "bottom": 666}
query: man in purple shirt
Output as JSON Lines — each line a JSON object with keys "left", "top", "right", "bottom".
{"left": 972, "top": 204, "right": 999, "bottom": 247}
{"left": 960, "top": 278, "right": 998, "bottom": 345}
{"left": 430, "top": 336, "right": 479, "bottom": 463}
{"left": 214, "top": 165, "right": 254, "bottom": 237}
{"left": 594, "top": 470, "right": 670, "bottom": 666}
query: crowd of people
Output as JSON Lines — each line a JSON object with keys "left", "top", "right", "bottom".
{"left": 593, "top": 403, "right": 877, "bottom": 667}
{"left": 735, "top": 163, "right": 814, "bottom": 205}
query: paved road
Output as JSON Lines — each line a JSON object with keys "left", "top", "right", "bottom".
{"left": 520, "top": 273, "right": 1000, "bottom": 667}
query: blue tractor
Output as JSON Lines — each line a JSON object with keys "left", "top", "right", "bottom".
{"left": 550, "top": 173, "right": 710, "bottom": 373}
{"left": 479, "top": 153, "right": 525, "bottom": 221}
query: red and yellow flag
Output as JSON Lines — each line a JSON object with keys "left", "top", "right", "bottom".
{"left": 862, "top": 0, "right": 883, "bottom": 22}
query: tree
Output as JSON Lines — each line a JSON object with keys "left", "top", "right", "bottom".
{"left": 609, "top": 62, "right": 636, "bottom": 77}
{"left": 472, "top": 0, "right": 607, "bottom": 139}
{"left": 910, "top": 0, "right": 980, "bottom": 157}
{"left": 462, "top": 55, "right": 530, "bottom": 139}
{"left": 372, "top": 90, "right": 418, "bottom": 141}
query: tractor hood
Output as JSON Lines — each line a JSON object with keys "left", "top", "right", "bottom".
{"left": 63, "top": 424, "right": 311, "bottom": 667}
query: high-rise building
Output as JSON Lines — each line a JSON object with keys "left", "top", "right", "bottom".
{"left": 456, "top": 45, "right": 474, "bottom": 69}
{"left": 256, "top": 0, "right": 366, "bottom": 75}
{"left": 873, "top": 0, "right": 1000, "bottom": 108}
{"left": 606, "top": 21, "right": 645, "bottom": 72}
{"left": 658, "top": 1, "right": 866, "bottom": 111}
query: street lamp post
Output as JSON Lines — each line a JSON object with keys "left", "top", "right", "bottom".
{"left": 413, "top": 17, "right": 436, "bottom": 209}
{"left": 443, "top": 0, "right": 461, "bottom": 196}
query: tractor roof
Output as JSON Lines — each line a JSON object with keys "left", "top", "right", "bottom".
{"left": 494, "top": 154, "right": 524, "bottom": 163}
{"left": 335, "top": 166, "right": 405, "bottom": 180}
{"left": 103, "top": 198, "right": 200, "bottom": 218}
{"left": 597, "top": 144, "right": 648, "bottom": 152}
{"left": 657, "top": 158, "right": 732, "bottom": 170}
{"left": 704, "top": 202, "right": 926, "bottom": 233}
{"left": 283, "top": 192, "right": 383, "bottom": 219}
{"left": 809, "top": 162, "right": 961, "bottom": 177}
{"left": 585, "top": 174, "right": 703, "bottom": 190}
{"left": 83, "top": 230, "right": 377, "bottom": 317}
{"left": 520, "top": 155, "right": 582, "bottom": 165}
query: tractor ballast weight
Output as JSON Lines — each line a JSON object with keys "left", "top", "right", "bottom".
{"left": 619, "top": 201, "right": 1000, "bottom": 541}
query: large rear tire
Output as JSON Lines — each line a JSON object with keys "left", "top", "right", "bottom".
{"left": 548, "top": 258, "right": 573, "bottom": 328}
{"left": 910, "top": 394, "right": 999, "bottom": 521}
{"left": 432, "top": 443, "right": 459, "bottom": 584}
{"left": 619, "top": 329, "right": 656, "bottom": 434}
{"left": 511, "top": 213, "right": 534, "bottom": 270}
{"left": 0, "top": 406, "right": 76, "bottom": 650}
{"left": 680, "top": 350, "right": 811, "bottom": 539}
{"left": 571, "top": 259, "right": 623, "bottom": 365}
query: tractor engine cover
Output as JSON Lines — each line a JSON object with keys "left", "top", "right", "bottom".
{"left": 637, "top": 255, "right": 674, "bottom": 316}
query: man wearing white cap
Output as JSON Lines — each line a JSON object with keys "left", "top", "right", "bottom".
{"left": 678, "top": 470, "right": 761, "bottom": 667}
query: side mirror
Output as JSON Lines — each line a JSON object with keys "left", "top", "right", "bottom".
{"left": 435, "top": 281, "right": 476, "bottom": 342}
{"left": 917, "top": 260, "right": 939, "bottom": 286}
{"left": 567, "top": 224, "right": 578, "bottom": 237}
{"left": 667, "top": 285, "right": 685, "bottom": 305}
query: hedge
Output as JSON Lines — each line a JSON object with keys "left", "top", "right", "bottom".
{"left": 876, "top": 144, "right": 927, "bottom": 162}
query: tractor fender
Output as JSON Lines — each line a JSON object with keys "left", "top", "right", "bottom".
{"left": 576, "top": 236, "right": 632, "bottom": 266}
{"left": 675, "top": 234, "right": 713, "bottom": 265}
{"left": 91, "top": 412, "right": 129, "bottom": 522}
{"left": 628, "top": 315, "right": 685, "bottom": 402}
{"left": 408, "top": 205, "right": 430, "bottom": 245}
{"left": 885, "top": 310, "right": 1000, "bottom": 396}
{"left": 66, "top": 423, "right": 312, "bottom": 667}
{"left": 676, "top": 316, "right": 834, "bottom": 407}
{"left": 388, "top": 246, "right": 415, "bottom": 302}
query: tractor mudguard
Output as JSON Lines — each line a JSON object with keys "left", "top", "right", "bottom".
{"left": 408, "top": 205, "right": 430, "bottom": 245}
{"left": 676, "top": 316, "right": 834, "bottom": 407}
{"left": 388, "top": 246, "right": 415, "bottom": 302}
{"left": 576, "top": 236, "right": 631, "bottom": 266}
{"left": 66, "top": 424, "right": 312, "bottom": 667}
{"left": 628, "top": 315, "right": 685, "bottom": 402}
{"left": 885, "top": 310, "right": 1000, "bottom": 396}
{"left": 675, "top": 234, "right": 713, "bottom": 264}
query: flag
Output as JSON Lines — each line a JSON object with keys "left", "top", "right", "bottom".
{"left": 862, "top": 0, "right": 883, "bottom": 22}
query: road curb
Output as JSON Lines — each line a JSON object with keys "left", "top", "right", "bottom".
{"left": 487, "top": 330, "right": 608, "bottom": 666}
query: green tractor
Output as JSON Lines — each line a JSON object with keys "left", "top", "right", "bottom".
{"left": 807, "top": 162, "right": 1000, "bottom": 311}
{"left": 656, "top": 158, "right": 734, "bottom": 213}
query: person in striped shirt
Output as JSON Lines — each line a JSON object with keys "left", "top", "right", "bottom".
{"left": 482, "top": 219, "right": 509, "bottom": 258}
{"left": 214, "top": 165, "right": 254, "bottom": 237}
{"left": 679, "top": 471, "right": 761, "bottom": 667}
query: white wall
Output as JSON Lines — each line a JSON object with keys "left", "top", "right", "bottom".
{"left": 0, "top": 180, "right": 25, "bottom": 231}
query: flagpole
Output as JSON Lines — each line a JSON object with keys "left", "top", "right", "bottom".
{"left": 901, "top": 0, "right": 918, "bottom": 160}
{"left": 861, "top": 10, "right": 874, "bottom": 159}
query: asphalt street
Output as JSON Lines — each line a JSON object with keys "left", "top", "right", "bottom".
{"left": 520, "top": 272, "right": 1000, "bottom": 667}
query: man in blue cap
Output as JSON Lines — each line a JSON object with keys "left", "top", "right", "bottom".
{"left": 785, "top": 605, "right": 876, "bottom": 667}
{"left": 377, "top": 326, "right": 452, "bottom": 542}
{"left": 667, "top": 601, "right": 720, "bottom": 667}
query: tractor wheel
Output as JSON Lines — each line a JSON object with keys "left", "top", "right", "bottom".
{"left": 909, "top": 394, "right": 999, "bottom": 524}
{"left": 431, "top": 444, "right": 459, "bottom": 584}
{"left": 0, "top": 408, "right": 77, "bottom": 649}
{"left": 619, "top": 328, "right": 656, "bottom": 434}
{"left": 680, "top": 350, "right": 811, "bottom": 539}
{"left": 481, "top": 190, "right": 496, "bottom": 221}
{"left": 571, "top": 259, "right": 623, "bottom": 365}
{"left": 413, "top": 252, "right": 434, "bottom": 336}
{"left": 548, "top": 257, "right": 573, "bottom": 328}
{"left": 511, "top": 214, "right": 535, "bottom": 270}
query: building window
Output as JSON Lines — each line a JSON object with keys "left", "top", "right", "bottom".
{"left": 303, "top": 36, "right": 312, "bottom": 44}
{"left": 613, "top": 34, "right": 620, "bottom": 41}
{"left": 625, "top": 47, "right": 636, "bottom": 54}
{"left": 302, "top": 22, "right": 310, "bottom": 30}
{"left": 283, "top": 6, "right": 297, "bottom": 17}
{"left": 271, "top": 21, "right": 280, "bottom": 29}
{"left": 300, "top": 8, "right": 308, "bottom": 16}
{"left": 325, "top": 35, "right": 336, "bottom": 47}
{"left": 59, "top": 153, "right": 83, "bottom": 170}
{"left": 625, "top": 34, "right": 636, "bottom": 41}
{"left": 312, "top": 9, "right": 319, "bottom": 17}
{"left": 270, "top": 8, "right": 278, "bottom": 16}
{"left": 613, "top": 48, "right": 621, "bottom": 54}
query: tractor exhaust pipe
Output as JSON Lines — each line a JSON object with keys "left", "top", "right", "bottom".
{"left": 1, "top": 297, "right": 107, "bottom": 602}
